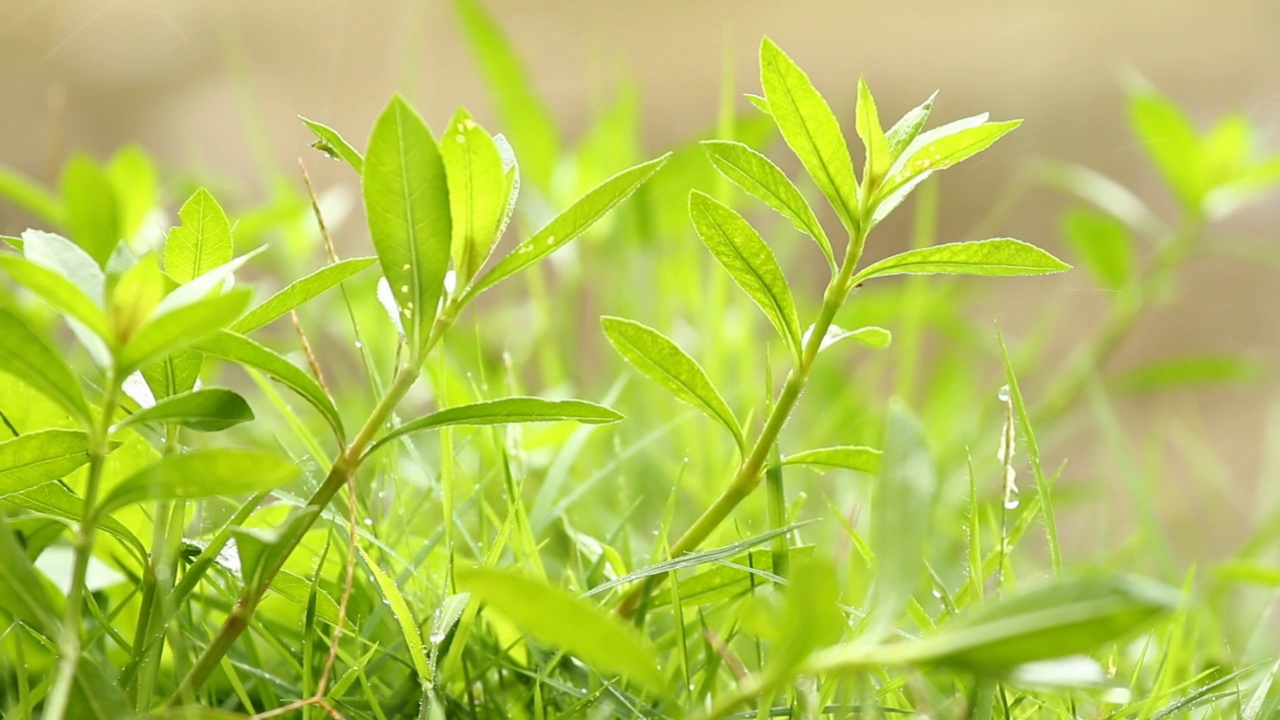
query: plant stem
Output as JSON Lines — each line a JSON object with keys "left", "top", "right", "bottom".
{"left": 45, "top": 374, "right": 121, "bottom": 720}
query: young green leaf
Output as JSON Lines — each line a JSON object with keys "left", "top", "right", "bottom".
{"left": 196, "top": 330, "right": 344, "bottom": 443}
{"left": 116, "top": 388, "right": 254, "bottom": 433}
{"left": 601, "top": 316, "right": 745, "bottom": 451}
{"left": 852, "top": 238, "right": 1071, "bottom": 284}
{"left": 98, "top": 449, "right": 301, "bottom": 515}
{"left": 699, "top": 140, "right": 834, "bottom": 266}
{"left": 0, "top": 429, "right": 92, "bottom": 497}
{"left": 884, "top": 91, "right": 937, "bottom": 161}
{"left": 105, "top": 145, "right": 158, "bottom": 241}
{"left": 165, "top": 188, "right": 234, "bottom": 284}
{"left": 1061, "top": 208, "right": 1133, "bottom": 291}
{"left": 1116, "top": 354, "right": 1266, "bottom": 394}
{"left": 807, "top": 324, "right": 893, "bottom": 352}
{"left": 465, "top": 154, "right": 670, "bottom": 300}
{"left": 231, "top": 257, "right": 377, "bottom": 333}
{"left": 689, "top": 191, "right": 802, "bottom": 355}
{"left": 142, "top": 352, "right": 202, "bottom": 402}
{"left": 855, "top": 77, "right": 890, "bottom": 188}
{"left": 0, "top": 304, "right": 91, "bottom": 426}
{"left": 363, "top": 95, "right": 452, "bottom": 355}
{"left": 451, "top": 0, "right": 560, "bottom": 191}
{"left": 864, "top": 398, "right": 937, "bottom": 641}
{"left": 759, "top": 38, "right": 859, "bottom": 232}
{"left": 60, "top": 154, "right": 121, "bottom": 266}
{"left": 0, "top": 166, "right": 64, "bottom": 226}
{"left": 1129, "top": 90, "right": 1204, "bottom": 210}
{"left": 366, "top": 396, "right": 622, "bottom": 458}
{"left": 22, "top": 229, "right": 105, "bottom": 305}
{"left": 780, "top": 446, "right": 881, "bottom": 474}
{"left": 442, "top": 108, "right": 508, "bottom": 283}
{"left": 109, "top": 254, "right": 167, "bottom": 346}
{"left": 458, "top": 567, "right": 665, "bottom": 693}
{"left": 907, "top": 575, "right": 1179, "bottom": 670}
{"left": 358, "top": 547, "right": 431, "bottom": 681}
{"left": 299, "top": 116, "right": 364, "bottom": 172}
{"left": 0, "top": 255, "right": 110, "bottom": 340}
{"left": 0, "top": 516, "right": 61, "bottom": 633}
{"left": 116, "top": 288, "right": 252, "bottom": 375}
{"left": 885, "top": 120, "right": 1021, "bottom": 196}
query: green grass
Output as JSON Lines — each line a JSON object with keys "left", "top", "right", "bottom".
{"left": 1, "top": 3, "right": 1280, "bottom": 719}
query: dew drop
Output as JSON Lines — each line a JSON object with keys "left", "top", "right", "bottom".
{"left": 354, "top": 341, "right": 364, "bottom": 349}
{"left": 545, "top": 235, "right": 556, "bottom": 247}
{"left": 997, "top": 384, "right": 1011, "bottom": 403}
{"left": 931, "top": 586, "right": 944, "bottom": 599}
{"left": 362, "top": 518, "right": 373, "bottom": 527}
{"left": 400, "top": 284, "right": 410, "bottom": 294}
{"left": 1003, "top": 485, "right": 1021, "bottom": 510}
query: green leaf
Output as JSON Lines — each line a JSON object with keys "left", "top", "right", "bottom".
{"left": 864, "top": 398, "right": 937, "bottom": 641}
{"left": 1130, "top": 91, "right": 1203, "bottom": 210}
{"left": 358, "top": 547, "right": 430, "bottom": 680}
{"left": 109, "top": 254, "right": 167, "bottom": 346}
{"left": 852, "top": 238, "right": 1071, "bottom": 284}
{"left": 442, "top": 108, "right": 508, "bottom": 283}
{"left": 759, "top": 38, "right": 859, "bottom": 232}
{"left": 0, "top": 303, "right": 91, "bottom": 426}
{"left": 231, "top": 506, "right": 320, "bottom": 596}
{"left": 601, "top": 316, "right": 745, "bottom": 451}
{"left": 22, "top": 229, "right": 105, "bottom": 305}
{"left": 885, "top": 120, "right": 1021, "bottom": 196}
{"left": 106, "top": 145, "right": 159, "bottom": 241}
{"left": 699, "top": 140, "right": 834, "bottom": 267}
{"left": 231, "top": 257, "right": 377, "bottom": 333}
{"left": 165, "top": 188, "right": 233, "bottom": 283}
{"left": 142, "top": 352, "right": 203, "bottom": 402}
{"left": 367, "top": 396, "right": 622, "bottom": 458}
{"left": 0, "top": 254, "right": 110, "bottom": 340}
{"left": 363, "top": 95, "right": 452, "bottom": 354}
{"left": 196, "top": 330, "right": 344, "bottom": 442}
{"left": 0, "top": 429, "right": 92, "bottom": 496}
{"left": 0, "top": 166, "right": 64, "bottom": 225}
{"left": 1116, "top": 354, "right": 1266, "bottom": 394}
{"left": 780, "top": 445, "right": 880, "bottom": 474}
{"left": 60, "top": 153, "right": 121, "bottom": 266}
{"left": 1061, "top": 208, "right": 1132, "bottom": 291}
{"left": 4, "top": 481, "right": 144, "bottom": 558}
{"left": 885, "top": 91, "right": 937, "bottom": 161}
{"left": 116, "top": 288, "right": 252, "bottom": 375}
{"left": 98, "top": 449, "right": 301, "bottom": 515}
{"left": 689, "top": 191, "right": 802, "bottom": 355}
{"left": 908, "top": 575, "right": 1178, "bottom": 670}
{"left": 117, "top": 388, "right": 254, "bottom": 433}
{"left": 0, "top": 515, "right": 60, "bottom": 633}
{"left": 815, "top": 325, "right": 892, "bottom": 351}
{"left": 458, "top": 567, "right": 664, "bottom": 693}
{"left": 451, "top": 0, "right": 560, "bottom": 191}
{"left": 466, "top": 154, "right": 670, "bottom": 300}
{"left": 769, "top": 556, "right": 845, "bottom": 672}
{"left": 855, "top": 77, "right": 890, "bottom": 188}
{"left": 300, "top": 116, "right": 364, "bottom": 172}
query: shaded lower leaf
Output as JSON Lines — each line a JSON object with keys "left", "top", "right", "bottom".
{"left": 116, "top": 388, "right": 254, "bottom": 433}
{"left": 0, "top": 429, "right": 92, "bottom": 496}
{"left": 98, "top": 449, "right": 301, "bottom": 515}
{"left": 0, "top": 304, "right": 91, "bottom": 427}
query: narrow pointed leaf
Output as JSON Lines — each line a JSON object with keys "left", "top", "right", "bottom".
{"left": 231, "top": 257, "right": 377, "bottom": 333}
{"left": 0, "top": 167, "right": 64, "bottom": 225}
{"left": 196, "top": 330, "right": 344, "bottom": 443}
{"left": 781, "top": 446, "right": 881, "bottom": 473}
{"left": 855, "top": 77, "right": 890, "bottom": 186}
{"left": 689, "top": 191, "right": 802, "bottom": 354}
{"left": 1130, "top": 91, "right": 1204, "bottom": 209}
{"left": 99, "top": 449, "right": 301, "bottom": 514}
{"left": 0, "top": 429, "right": 92, "bottom": 496}
{"left": 117, "top": 289, "right": 252, "bottom": 375}
{"left": 61, "top": 154, "right": 120, "bottom": 266}
{"left": 0, "top": 304, "right": 91, "bottom": 426}
{"left": 367, "top": 396, "right": 621, "bottom": 458}
{"left": 809, "top": 324, "right": 892, "bottom": 352}
{"left": 442, "top": 108, "right": 508, "bottom": 283}
{"left": 885, "top": 91, "right": 937, "bottom": 160}
{"left": 853, "top": 239, "right": 1071, "bottom": 284}
{"left": 0, "top": 516, "right": 60, "bottom": 632}
{"left": 363, "top": 95, "right": 452, "bottom": 354}
{"left": 0, "top": 255, "right": 110, "bottom": 339}
{"left": 467, "top": 154, "right": 670, "bottom": 300}
{"left": 300, "top": 116, "right": 364, "bottom": 172}
{"left": 458, "top": 567, "right": 665, "bottom": 693}
{"left": 359, "top": 547, "right": 431, "bottom": 680}
{"left": 601, "top": 316, "right": 744, "bottom": 450}
{"left": 700, "top": 140, "right": 834, "bottom": 266}
{"left": 759, "top": 38, "right": 859, "bottom": 231}
{"left": 117, "top": 388, "right": 254, "bottom": 432}
{"left": 4, "top": 481, "right": 143, "bottom": 557}
{"left": 166, "top": 188, "right": 233, "bottom": 283}
{"left": 886, "top": 120, "right": 1020, "bottom": 195}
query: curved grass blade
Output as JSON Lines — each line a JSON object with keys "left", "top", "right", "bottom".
{"left": 601, "top": 316, "right": 745, "bottom": 451}
{"left": 116, "top": 388, "right": 254, "bottom": 433}
{"left": 852, "top": 238, "right": 1070, "bottom": 284}
{"left": 358, "top": 547, "right": 430, "bottom": 681}
{"left": 0, "top": 429, "right": 92, "bottom": 496}
{"left": 98, "top": 449, "right": 301, "bottom": 515}
{"left": 780, "top": 445, "right": 880, "bottom": 473}
{"left": 4, "top": 481, "right": 144, "bottom": 559}
{"left": 300, "top": 116, "right": 364, "bottom": 172}
{"left": 231, "top": 257, "right": 377, "bottom": 333}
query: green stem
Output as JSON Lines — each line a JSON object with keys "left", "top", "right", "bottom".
{"left": 45, "top": 374, "right": 121, "bottom": 720}
{"left": 131, "top": 426, "right": 182, "bottom": 710}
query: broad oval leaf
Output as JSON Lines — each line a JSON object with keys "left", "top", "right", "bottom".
{"left": 442, "top": 108, "right": 508, "bottom": 283}
{"left": 884, "top": 120, "right": 1021, "bottom": 197}
{"left": 600, "top": 316, "right": 745, "bottom": 451}
{"left": 358, "top": 547, "right": 430, "bottom": 680}
{"left": 0, "top": 429, "right": 92, "bottom": 497}
{"left": 466, "top": 153, "right": 671, "bottom": 301}
{"left": 363, "top": 95, "right": 452, "bottom": 355}
{"left": 700, "top": 140, "right": 834, "bottom": 266}
{"left": 689, "top": 191, "right": 802, "bottom": 355}
{"left": 0, "top": 254, "right": 110, "bottom": 339}
{"left": 855, "top": 77, "right": 890, "bottom": 187}
{"left": 907, "top": 574, "right": 1179, "bottom": 670}
{"left": 165, "top": 188, "right": 234, "bottom": 283}
{"left": 300, "top": 116, "right": 365, "bottom": 172}
{"left": 458, "top": 567, "right": 665, "bottom": 693}
{"left": 231, "top": 257, "right": 377, "bottom": 333}
{"left": 98, "top": 449, "right": 301, "bottom": 515}
{"left": 116, "top": 388, "right": 254, "bottom": 433}
{"left": 759, "top": 37, "right": 859, "bottom": 232}
{"left": 60, "top": 154, "right": 121, "bottom": 267}
{"left": 0, "top": 304, "right": 91, "bottom": 426}
{"left": 852, "top": 238, "right": 1071, "bottom": 284}
{"left": 196, "top": 330, "right": 344, "bottom": 443}
{"left": 366, "top": 396, "right": 622, "bottom": 458}
{"left": 117, "top": 288, "right": 252, "bottom": 375}
{"left": 780, "top": 445, "right": 881, "bottom": 474}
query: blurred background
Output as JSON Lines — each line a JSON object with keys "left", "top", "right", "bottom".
{"left": 2, "top": 0, "right": 1280, "bottom": 565}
